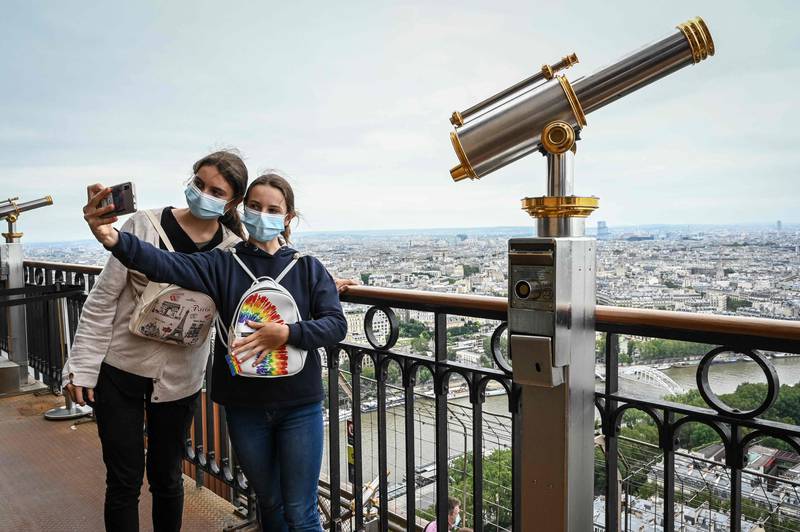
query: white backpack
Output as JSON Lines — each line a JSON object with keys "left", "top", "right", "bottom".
{"left": 217, "top": 248, "right": 307, "bottom": 378}
{"left": 128, "top": 210, "right": 238, "bottom": 347}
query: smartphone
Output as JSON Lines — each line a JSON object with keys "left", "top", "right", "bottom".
{"left": 99, "top": 182, "right": 137, "bottom": 218}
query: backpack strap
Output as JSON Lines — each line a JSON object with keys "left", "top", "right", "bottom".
{"left": 275, "top": 252, "right": 302, "bottom": 284}
{"left": 229, "top": 248, "right": 259, "bottom": 283}
{"left": 143, "top": 210, "right": 175, "bottom": 252}
{"left": 214, "top": 315, "right": 229, "bottom": 348}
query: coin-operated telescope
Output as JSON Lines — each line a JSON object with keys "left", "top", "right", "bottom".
{"left": 1, "top": 196, "right": 54, "bottom": 243}
{"left": 446, "top": 18, "right": 714, "bottom": 531}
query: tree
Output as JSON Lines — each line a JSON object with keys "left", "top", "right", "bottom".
{"left": 726, "top": 296, "right": 753, "bottom": 312}
{"left": 360, "top": 272, "right": 371, "bottom": 285}
{"left": 595, "top": 336, "right": 605, "bottom": 361}
{"left": 635, "top": 339, "right": 710, "bottom": 362}
{"left": 482, "top": 334, "right": 507, "bottom": 368}
{"left": 462, "top": 265, "right": 480, "bottom": 277}
{"left": 410, "top": 331, "right": 431, "bottom": 355}
{"left": 594, "top": 446, "right": 607, "bottom": 496}
{"left": 419, "top": 448, "right": 513, "bottom": 530}
{"left": 447, "top": 321, "right": 481, "bottom": 337}
{"left": 399, "top": 319, "right": 429, "bottom": 338}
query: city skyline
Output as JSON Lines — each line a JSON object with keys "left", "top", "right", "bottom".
{"left": 18, "top": 219, "right": 799, "bottom": 245}
{"left": 25, "top": 224, "right": 800, "bottom": 322}
{"left": 2, "top": 1, "right": 799, "bottom": 242}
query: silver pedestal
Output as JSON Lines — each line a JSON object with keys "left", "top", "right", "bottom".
{"left": 44, "top": 395, "right": 92, "bottom": 421}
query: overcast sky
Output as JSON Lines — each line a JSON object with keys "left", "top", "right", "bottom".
{"left": 1, "top": 1, "right": 798, "bottom": 242}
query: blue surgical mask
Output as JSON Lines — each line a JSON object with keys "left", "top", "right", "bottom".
{"left": 185, "top": 183, "right": 228, "bottom": 220}
{"left": 243, "top": 207, "right": 286, "bottom": 242}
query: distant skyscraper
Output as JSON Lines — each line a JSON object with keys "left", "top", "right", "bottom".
{"left": 777, "top": 220, "right": 782, "bottom": 232}
{"left": 597, "top": 221, "right": 610, "bottom": 240}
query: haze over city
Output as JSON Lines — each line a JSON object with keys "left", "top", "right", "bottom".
{"left": 2, "top": 1, "right": 799, "bottom": 242}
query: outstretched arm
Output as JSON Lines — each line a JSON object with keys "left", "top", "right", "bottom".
{"left": 83, "top": 183, "right": 223, "bottom": 300}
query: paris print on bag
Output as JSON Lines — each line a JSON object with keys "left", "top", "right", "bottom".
{"left": 127, "top": 209, "right": 236, "bottom": 347}
{"left": 132, "top": 289, "right": 216, "bottom": 345}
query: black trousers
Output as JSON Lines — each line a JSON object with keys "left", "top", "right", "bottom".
{"left": 92, "top": 362, "right": 198, "bottom": 532}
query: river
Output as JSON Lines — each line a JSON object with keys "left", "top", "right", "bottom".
{"left": 321, "top": 356, "right": 800, "bottom": 515}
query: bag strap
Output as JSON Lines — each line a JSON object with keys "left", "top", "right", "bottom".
{"left": 143, "top": 210, "right": 175, "bottom": 252}
{"left": 229, "top": 248, "right": 259, "bottom": 283}
{"left": 229, "top": 248, "right": 302, "bottom": 285}
{"left": 275, "top": 252, "right": 302, "bottom": 284}
{"left": 217, "top": 231, "right": 240, "bottom": 250}
{"left": 214, "top": 315, "right": 229, "bottom": 348}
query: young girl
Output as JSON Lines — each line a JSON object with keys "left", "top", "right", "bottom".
{"left": 83, "top": 172, "right": 347, "bottom": 532}
{"left": 64, "top": 150, "right": 248, "bottom": 532}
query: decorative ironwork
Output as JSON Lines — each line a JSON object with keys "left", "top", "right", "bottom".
{"left": 18, "top": 262, "right": 800, "bottom": 531}
{"left": 363, "top": 306, "right": 399, "bottom": 351}
{"left": 697, "top": 346, "right": 779, "bottom": 419}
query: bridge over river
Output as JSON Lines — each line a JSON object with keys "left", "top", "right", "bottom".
{"left": 596, "top": 365, "right": 685, "bottom": 395}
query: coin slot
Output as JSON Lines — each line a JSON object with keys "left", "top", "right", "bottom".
{"left": 514, "top": 280, "right": 531, "bottom": 299}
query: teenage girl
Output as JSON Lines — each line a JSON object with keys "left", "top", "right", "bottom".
{"left": 65, "top": 150, "right": 248, "bottom": 532}
{"left": 82, "top": 172, "right": 347, "bottom": 532}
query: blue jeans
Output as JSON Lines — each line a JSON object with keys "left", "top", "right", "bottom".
{"left": 226, "top": 401, "right": 324, "bottom": 532}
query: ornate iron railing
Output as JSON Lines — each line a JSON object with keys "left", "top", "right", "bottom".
{"left": 18, "top": 260, "right": 800, "bottom": 531}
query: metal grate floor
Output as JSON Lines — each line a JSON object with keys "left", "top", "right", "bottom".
{"left": 0, "top": 392, "right": 254, "bottom": 531}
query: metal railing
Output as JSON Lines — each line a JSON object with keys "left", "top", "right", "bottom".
{"left": 18, "top": 260, "right": 800, "bottom": 531}
{"left": 1, "top": 282, "right": 84, "bottom": 392}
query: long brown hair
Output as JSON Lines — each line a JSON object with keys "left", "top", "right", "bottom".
{"left": 245, "top": 172, "right": 297, "bottom": 241}
{"left": 192, "top": 150, "right": 248, "bottom": 238}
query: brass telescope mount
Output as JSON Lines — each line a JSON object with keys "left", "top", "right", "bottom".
{"left": 1, "top": 197, "right": 23, "bottom": 242}
{"left": 523, "top": 119, "right": 598, "bottom": 238}
{"left": 1, "top": 195, "right": 55, "bottom": 243}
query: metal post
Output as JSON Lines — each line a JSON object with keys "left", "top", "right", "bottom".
{"left": 1, "top": 242, "right": 29, "bottom": 386}
{"left": 1, "top": 195, "right": 54, "bottom": 389}
{"left": 509, "top": 150, "right": 596, "bottom": 531}
{"left": 44, "top": 295, "right": 91, "bottom": 420}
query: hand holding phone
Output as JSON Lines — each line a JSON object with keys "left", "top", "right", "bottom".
{"left": 84, "top": 183, "right": 134, "bottom": 248}
{"left": 95, "top": 182, "right": 137, "bottom": 218}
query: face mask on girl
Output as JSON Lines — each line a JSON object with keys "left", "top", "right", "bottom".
{"left": 242, "top": 207, "right": 286, "bottom": 242}
{"left": 184, "top": 182, "right": 229, "bottom": 220}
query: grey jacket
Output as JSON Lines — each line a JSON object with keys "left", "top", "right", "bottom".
{"left": 62, "top": 208, "right": 240, "bottom": 402}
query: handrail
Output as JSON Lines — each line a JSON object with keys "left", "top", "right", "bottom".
{"left": 343, "top": 286, "right": 800, "bottom": 343}
{"left": 25, "top": 261, "right": 800, "bottom": 343}
{"left": 23, "top": 260, "right": 103, "bottom": 275}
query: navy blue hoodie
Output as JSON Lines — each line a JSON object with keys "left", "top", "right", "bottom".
{"left": 109, "top": 230, "right": 347, "bottom": 408}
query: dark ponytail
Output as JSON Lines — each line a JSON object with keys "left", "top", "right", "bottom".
{"left": 192, "top": 150, "right": 248, "bottom": 239}
{"left": 219, "top": 209, "right": 244, "bottom": 240}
